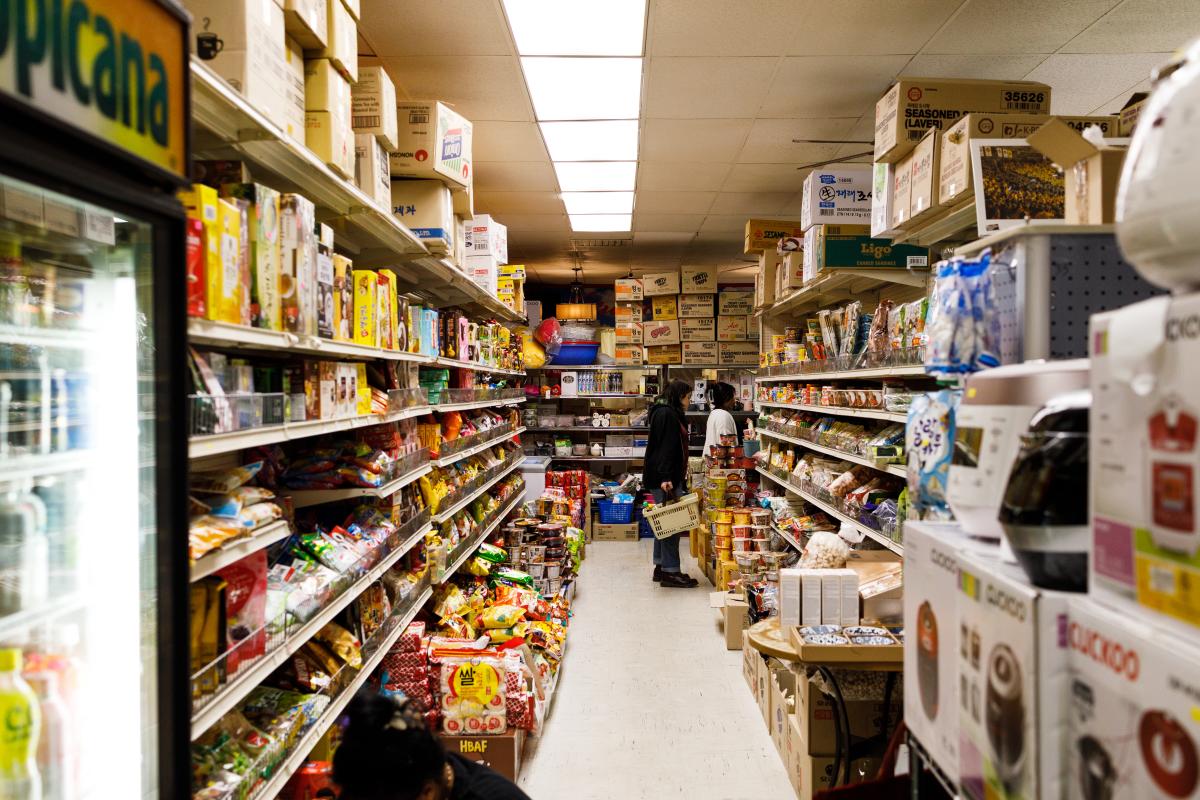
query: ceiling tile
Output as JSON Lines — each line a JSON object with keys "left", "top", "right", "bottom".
{"left": 474, "top": 162, "right": 558, "bottom": 192}
{"left": 902, "top": 53, "right": 1050, "bottom": 80}
{"left": 1089, "top": 76, "right": 1152, "bottom": 114}
{"left": 361, "top": 0, "right": 513, "bottom": 56}
{"left": 638, "top": 162, "right": 733, "bottom": 192}
{"left": 633, "top": 213, "right": 707, "bottom": 232}
{"left": 498, "top": 213, "right": 571, "bottom": 232}
{"left": 722, "top": 163, "right": 811, "bottom": 193}
{"left": 635, "top": 191, "right": 717, "bottom": 214}
{"left": 759, "top": 56, "right": 911, "bottom": 118}
{"left": 710, "top": 192, "right": 793, "bottom": 215}
{"left": 644, "top": 57, "right": 778, "bottom": 118}
{"left": 787, "top": 0, "right": 963, "bottom": 55}
{"left": 474, "top": 192, "right": 564, "bottom": 215}
{"left": 1025, "top": 53, "right": 1168, "bottom": 114}
{"left": 471, "top": 122, "right": 549, "bottom": 162}
{"left": 634, "top": 232, "right": 696, "bottom": 244}
{"left": 778, "top": 191, "right": 805, "bottom": 215}
{"left": 737, "top": 118, "right": 861, "bottom": 163}
{"left": 641, "top": 119, "right": 754, "bottom": 162}
{"left": 922, "top": 0, "right": 1121, "bottom": 54}
{"left": 648, "top": 0, "right": 804, "bottom": 56}
{"left": 1062, "top": 0, "right": 1200, "bottom": 53}
{"left": 699, "top": 215, "right": 751, "bottom": 234}
{"left": 380, "top": 56, "right": 532, "bottom": 121}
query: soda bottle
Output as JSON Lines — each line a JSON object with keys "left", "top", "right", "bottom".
{"left": 0, "top": 648, "right": 41, "bottom": 800}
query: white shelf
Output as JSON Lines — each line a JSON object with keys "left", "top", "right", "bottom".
{"left": 439, "top": 490, "right": 526, "bottom": 583}
{"left": 190, "top": 523, "right": 429, "bottom": 739}
{"left": 758, "top": 267, "right": 929, "bottom": 319}
{"left": 550, "top": 455, "right": 645, "bottom": 462}
{"left": 756, "top": 468, "right": 903, "bottom": 556}
{"left": 432, "top": 457, "right": 525, "bottom": 524}
{"left": 246, "top": 584, "right": 433, "bottom": 799}
{"left": 0, "top": 594, "right": 85, "bottom": 642}
{"left": 0, "top": 324, "right": 100, "bottom": 351}
{"left": 757, "top": 401, "right": 908, "bottom": 423}
{"left": 189, "top": 520, "right": 290, "bottom": 582}
{"left": 188, "top": 319, "right": 438, "bottom": 364}
{"left": 431, "top": 396, "right": 527, "bottom": 413}
{"left": 189, "top": 405, "right": 430, "bottom": 459}
{"left": 758, "top": 428, "right": 906, "bottom": 477}
{"left": 434, "top": 357, "right": 525, "bottom": 377}
{"left": 773, "top": 524, "right": 805, "bottom": 552}
{"left": 755, "top": 364, "right": 927, "bottom": 383}
{"left": 287, "top": 461, "right": 434, "bottom": 509}
{"left": 433, "top": 427, "right": 526, "bottom": 467}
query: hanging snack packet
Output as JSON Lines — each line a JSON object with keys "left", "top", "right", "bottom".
{"left": 191, "top": 461, "right": 264, "bottom": 495}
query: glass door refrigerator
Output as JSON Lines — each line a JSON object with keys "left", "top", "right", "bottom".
{"left": 0, "top": 1, "right": 191, "bottom": 798}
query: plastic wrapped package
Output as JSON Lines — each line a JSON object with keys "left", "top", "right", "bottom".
{"left": 905, "top": 389, "right": 961, "bottom": 518}
{"left": 800, "top": 531, "right": 851, "bottom": 569}
{"left": 438, "top": 654, "right": 507, "bottom": 735}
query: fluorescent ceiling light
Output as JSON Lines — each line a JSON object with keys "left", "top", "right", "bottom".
{"left": 554, "top": 162, "right": 636, "bottom": 192}
{"left": 522, "top": 57, "right": 642, "bottom": 120}
{"left": 569, "top": 214, "right": 632, "bottom": 232}
{"left": 540, "top": 120, "right": 638, "bottom": 161}
{"left": 503, "top": 0, "right": 646, "bottom": 56}
{"left": 562, "top": 191, "right": 634, "bottom": 215}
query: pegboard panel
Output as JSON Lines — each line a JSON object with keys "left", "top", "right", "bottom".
{"left": 988, "top": 252, "right": 1023, "bottom": 365}
{"left": 1047, "top": 234, "right": 1164, "bottom": 359}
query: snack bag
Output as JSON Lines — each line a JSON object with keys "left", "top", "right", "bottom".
{"left": 316, "top": 621, "right": 363, "bottom": 669}
{"left": 438, "top": 654, "right": 507, "bottom": 735}
{"left": 191, "top": 461, "right": 264, "bottom": 494}
{"left": 215, "top": 551, "right": 268, "bottom": 674}
{"left": 479, "top": 605, "right": 526, "bottom": 630}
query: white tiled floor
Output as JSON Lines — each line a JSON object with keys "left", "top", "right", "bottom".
{"left": 519, "top": 539, "right": 793, "bottom": 800}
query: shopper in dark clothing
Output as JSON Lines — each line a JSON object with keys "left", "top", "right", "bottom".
{"left": 644, "top": 379, "right": 699, "bottom": 588}
{"left": 334, "top": 691, "right": 533, "bottom": 800}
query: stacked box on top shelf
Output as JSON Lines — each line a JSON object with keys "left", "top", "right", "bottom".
{"left": 391, "top": 179, "right": 455, "bottom": 254}
{"left": 304, "top": 58, "right": 355, "bottom": 178}
{"left": 391, "top": 102, "right": 473, "bottom": 189}
{"left": 799, "top": 166, "right": 872, "bottom": 232}
{"left": 352, "top": 66, "right": 399, "bottom": 152}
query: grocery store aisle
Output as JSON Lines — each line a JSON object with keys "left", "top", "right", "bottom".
{"left": 519, "top": 539, "right": 791, "bottom": 799}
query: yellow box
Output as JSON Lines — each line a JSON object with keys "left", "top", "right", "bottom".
{"left": 179, "top": 185, "right": 224, "bottom": 323}
{"left": 306, "top": 111, "right": 354, "bottom": 179}
{"left": 352, "top": 269, "right": 377, "bottom": 347}
{"left": 356, "top": 362, "right": 371, "bottom": 415}
{"left": 377, "top": 269, "right": 399, "bottom": 350}
{"left": 744, "top": 218, "right": 803, "bottom": 254}
{"left": 210, "top": 198, "right": 243, "bottom": 325}
{"left": 316, "top": 0, "right": 356, "bottom": 82}
{"left": 332, "top": 255, "right": 353, "bottom": 341}
{"left": 644, "top": 344, "right": 681, "bottom": 365}
{"left": 303, "top": 58, "right": 350, "bottom": 113}
{"left": 651, "top": 295, "right": 678, "bottom": 321}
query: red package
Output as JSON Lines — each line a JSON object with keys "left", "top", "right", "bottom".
{"left": 506, "top": 691, "right": 535, "bottom": 731}
{"left": 215, "top": 551, "right": 268, "bottom": 674}
{"left": 399, "top": 621, "right": 426, "bottom": 652}
{"left": 281, "top": 760, "right": 336, "bottom": 800}
{"left": 186, "top": 217, "right": 205, "bottom": 317}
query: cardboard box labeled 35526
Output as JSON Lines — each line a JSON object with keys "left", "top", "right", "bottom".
{"left": 874, "top": 77, "right": 1053, "bottom": 163}
{"left": 390, "top": 101, "right": 473, "bottom": 189}
{"left": 744, "top": 219, "right": 803, "bottom": 254}
{"left": 1026, "top": 118, "right": 1128, "bottom": 225}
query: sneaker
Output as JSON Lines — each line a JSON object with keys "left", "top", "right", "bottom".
{"left": 660, "top": 572, "right": 699, "bottom": 588}
{"left": 652, "top": 566, "right": 664, "bottom": 583}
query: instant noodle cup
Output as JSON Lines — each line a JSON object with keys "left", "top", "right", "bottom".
{"left": 732, "top": 538, "right": 752, "bottom": 552}
{"left": 732, "top": 508, "right": 753, "bottom": 525}
{"left": 715, "top": 535, "right": 732, "bottom": 549}
{"left": 715, "top": 522, "right": 733, "bottom": 537}
{"left": 751, "top": 509, "right": 772, "bottom": 525}
{"left": 732, "top": 524, "right": 753, "bottom": 537}
{"left": 713, "top": 509, "right": 733, "bottom": 524}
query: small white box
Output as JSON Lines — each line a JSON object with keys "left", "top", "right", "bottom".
{"left": 780, "top": 569, "right": 802, "bottom": 628}
{"left": 354, "top": 134, "right": 391, "bottom": 210}
{"left": 801, "top": 571, "right": 823, "bottom": 626}
{"left": 463, "top": 214, "right": 508, "bottom": 263}
{"left": 559, "top": 371, "right": 579, "bottom": 398}
{"left": 821, "top": 573, "right": 841, "bottom": 626}
{"left": 800, "top": 165, "right": 873, "bottom": 231}
{"left": 871, "top": 161, "right": 903, "bottom": 239}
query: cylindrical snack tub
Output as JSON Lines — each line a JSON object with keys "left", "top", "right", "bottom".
{"left": 715, "top": 522, "right": 733, "bottom": 537}
{"left": 732, "top": 508, "right": 753, "bottom": 525}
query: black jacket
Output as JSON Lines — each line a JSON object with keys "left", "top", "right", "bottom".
{"left": 644, "top": 401, "right": 688, "bottom": 490}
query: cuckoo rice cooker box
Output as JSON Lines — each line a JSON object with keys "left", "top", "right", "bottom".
{"left": 1066, "top": 596, "right": 1200, "bottom": 800}
{"left": 904, "top": 520, "right": 994, "bottom": 783}
{"left": 1091, "top": 295, "right": 1200, "bottom": 638}
{"left": 957, "top": 549, "right": 1071, "bottom": 800}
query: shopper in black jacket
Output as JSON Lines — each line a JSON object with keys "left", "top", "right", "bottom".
{"left": 644, "top": 379, "right": 699, "bottom": 588}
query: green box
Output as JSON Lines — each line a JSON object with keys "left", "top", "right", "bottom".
{"left": 811, "top": 224, "right": 930, "bottom": 272}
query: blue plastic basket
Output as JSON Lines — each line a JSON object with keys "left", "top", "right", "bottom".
{"left": 597, "top": 498, "right": 634, "bottom": 524}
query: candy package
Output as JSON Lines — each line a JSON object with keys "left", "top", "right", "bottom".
{"left": 191, "top": 462, "right": 264, "bottom": 494}
{"left": 906, "top": 389, "right": 961, "bottom": 518}
{"left": 215, "top": 551, "right": 268, "bottom": 674}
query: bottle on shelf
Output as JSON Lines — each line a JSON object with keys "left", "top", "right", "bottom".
{"left": 0, "top": 648, "right": 41, "bottom": 800}
{"left": 25, "top": 671, "right": 72, "bottom": 800}
{"left": 0, "top": 482, "right": 49, "bottom": 615}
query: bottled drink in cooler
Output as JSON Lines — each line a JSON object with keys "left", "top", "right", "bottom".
{"left": 0, "top": 649, "right": 41, "bottom": 800}
{"left": 0, "top": 485, "right": 49, "bottom": 614}
{"left": 24, "top": 672, "right": 70, "bottom": 800}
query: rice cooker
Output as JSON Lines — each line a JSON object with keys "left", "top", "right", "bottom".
{"left": 1117, "top": 38, "right": 1200, "bottom": 290}
{"left": 948, "top": 360, "right": 1090, "bottom": 544}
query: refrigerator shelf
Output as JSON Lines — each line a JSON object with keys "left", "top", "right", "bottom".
{"left": 0, "top": 323, "right": 99, "bottom": 350}
{"left": 431, "top": 456, "right": 526, "bottom": 524}
{"left": 0, "top": 449, "right": 91, "bottom": 484}
{"left": 433, "top": 427, "right": 526, "bottom": 468}
{"left": 439, "top": 488, "right": 526, "bottom": 584}
{"left": 189, "top": 520, "right": 291, "bottom": 583}
{"left": 0, "top": 593, "right": 85, "bottom": 643}
{"left": 287, "top": 455, "right": 434, "bottom": 509}
{"left": 245, "top": 583, "right": 434, "bottom": 800}
{"left": 187, "top": 318, "right": 436, "bottom": 365}
{"left": 189, "top": 521, "right": 430, "bottom": 739}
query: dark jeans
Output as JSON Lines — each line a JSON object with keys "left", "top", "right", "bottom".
{"left": 651, "top": 486, "right": 682, "bottom": 573}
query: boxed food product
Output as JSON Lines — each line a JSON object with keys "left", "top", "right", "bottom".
{"left": 212, "top": 198, "right": 243, "bottom": 325}
{"left": 306, "top": 103, "right": 355, "bottom": 180}
{"left": 1026, "top": 118, "right": 1128, "bottom": 225}
{"left": 390, "top": 101, "right": 473, "bottom": 189}
{"left": 716, "top": 316, "right": 747, "bottom": 342}
{"left": 939, "top": 113, "right": 1117, "bottom": 209}
{"left": 908, "top": 128, "right": 941, "bottom": 223}
{"left": 283, "top": 0, "right": 326, "bottom": 48}
{"left": 642, "top": 319, "right": 680, "bottom": 347}
{"left": 718, "top": 342, "right": 758, "bottom": 366}
{"left": 222, "top": 183, "right": 282, "bottom": 331}
{"left": 681, "top": 266, "right": 718, "bottom": 294}
{"left": 613, "top": 345, "right": 642, "bottom": 365}
{"left": 615, "top": 278, "right": 643, "bottom": 301}
{"left": 186, "top": 0, "right": 288, "bottom": 121}
{"left": 303, "top": 58, "right": 349, "bottom": 114}
{"left": 354, "top": 133, "right": 391, "bottom": 210}
{"left": 744, "top": 219, "right": 804, "bottom": 254}
{"left": 717, "top": 290, "right": 754, "bottom": 316}
{"left": 332, "top": 255, "right": 353, "bottom": 341}
{"left": 316, "top": 238, "right": 334, "bottom": 338}
{"left": 352, "top": 269, "right": 377, "bottom": 347}
{"left": 315, "top": 0, "right": 356, "bottom": 81}
{"left": 780, "top": 251, "right": 804, "bottom": 292}
{"left": 615, "top": 323, "right": 642, "bottom": 345}
{"left": 377, "top": 269, "right": 398, "bottom": 350}
{"left": 679, "top": 294, "right": 714, "bottom": 318}
{"left": 179, "top": 185, "right": 226, "bottom": 323}
{"left": 680, "top": 318, "right": 715, "bottom": 342}
{"left": 891, "top": 154, "right": 914, "bottom": 229}
{"left": 391, "top": 180, "right": 454, "bottom": 251}
{"left": 645, "top": 344, "right": 682, "bottom": 365}
{"left": 280, "top": 194, "right": 317, "bottom": 335}
{"left": 465, "top": 254, "right": 499, "bottom": 295}
{"left": 871, "top": 162, "right": 902, "bottom": 239}
{"left": 1091, "top": 294, "right": 1200, "bottom": 640}
{"left": 186, "top": 218, "right": 205, "bottom": 317}
{"left": 795, "top": 672, "right": 899, "bottom": 756}
{"left": 756, "top": 254, "right": 778, "bottom": 309}
{"left": 615, "top": 302, "right": 644, "bottom": 323}
{"left": 800, "top": 165, "right": 872, "bottom": 231}
{"left": 956, "top": 547, "right": 1071, "bottom": 800}
{"left": 874, "top": 77, "right": 1053, "bottom": 163}
{"left": 651, "top": 295, "right": 678, "bottom": 321}
{"left": 807, "top": 225, "right": 930, "bottom": 273}
{"left": 642, "top": 271, "right": 681, "bottom": 297}
{"left": 352, "top": 66, "right": 399, "bottom": 152}
{"left": 464, "top": 214, "right": 508, "bottom": 263}
{"left": 282, "top": 38, "right": 306, "bottom": 143}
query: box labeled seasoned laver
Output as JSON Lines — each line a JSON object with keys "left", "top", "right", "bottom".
{"left": 680, "top": 318, "right": 715, "bottom": 342}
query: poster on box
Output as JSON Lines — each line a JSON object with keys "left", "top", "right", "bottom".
{"left": 651, "top": 295, "right": 679, "bottom": 320}
{"left": 970, "top": 140, "right": 1064, "bottom": 235}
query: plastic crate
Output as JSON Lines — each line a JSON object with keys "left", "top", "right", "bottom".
{"left": 597, "top": 499, "right": 634, "bottom": 524}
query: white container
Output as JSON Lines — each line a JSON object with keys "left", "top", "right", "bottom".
{"left": 820, "top": 572, "right": 841, "bottom": 626}
{"left": 800, "top": 165, "right": 872, "bottom": 231}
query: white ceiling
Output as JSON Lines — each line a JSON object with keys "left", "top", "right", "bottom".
{"left": 359, "top": 0, "right": 1198, "bottom": 284}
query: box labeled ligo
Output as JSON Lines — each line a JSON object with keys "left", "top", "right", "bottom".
{"left": 808, "top": 225, "right": 930, "bottom": 273}
{"left": 679, "top": 294, "right": 714, "bottom": 318}
{"left": 744, "top": 219, "right": 804, "bottom": 254}
{"left": 643, "top": 319, "right": 680, "bottom": 347}
{"left": 874, "top": 77, "right": 1053, "bottom": 163}
{"left": 718, "top": 342, "right": 758, "bottom": 366}
{"left": 642, "top": 271, "right": 681, "bottom": 297}
{"left": 614, "top": 302, "right": 643, "bottom": 323}
{"left": 391, "top": 180, "right": 454, "bottom": 251}
{"left": 352, "top": 66, "right": 398, "bottom": 152}
{"left": 681, "top": 318, "right": 715, "bottom": 342}
{"left": 716, "top": 316, "right": 747, "bottom": 342}
{"left": 682, "top": 341, "right": 718, "bottom": 365}
{"left": 717, "top": 290, "right": 754, "bottom": 316}
{"left": 651, "top": 295, "right": 678, "bottom": 320}
{"left": 390, "top": 101, "right": 473, "bottom": 189}
{"left": 644, "top": 344, "right": 682, "bottom": 365}
{"left": 615, "top": 278, "right": 644, "bottom": 301}
{"left": 681, "top": 266, "right": 718, "bottom": 294}
{"left": 800, "top": 166, "right": 872, "bottom": 231}
{"left": 615, "top": 323, "right": 642, "bottom": 345}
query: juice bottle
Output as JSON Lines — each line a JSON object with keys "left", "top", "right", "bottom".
{"left": 0, "top": 649, "right": 41, "bottom": 800}
{"left": 24, "top": 672, "right": 70, "bottom": 800}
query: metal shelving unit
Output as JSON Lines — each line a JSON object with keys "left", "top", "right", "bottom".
{"left": 433, "top": 427, "right": 526, "bottom": 468}
{"left": 756, "top": 468, "right": 902, "bottom": 555}
{"left": 287, "top": 460, "right": 434, "bottom": 510}
{"left": 431, "top": 457, "right": 526, "bottom": 524}
{"left": 755, "top": 364, "right": 926, "bottom": 383}
{"left": 527, "top": 426, "right": 647, "bottom": 433}
{"left": 438, "top": 490, "right": 526, "bottom": 583}
{"left": 757, "top": 428, "right": 906, "bottom": 478}
{"left": 757, "top": 401, "right": 908, "bottom": 424}
{"left": 189, "top": 520, "right": 291, "bottom": 582}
